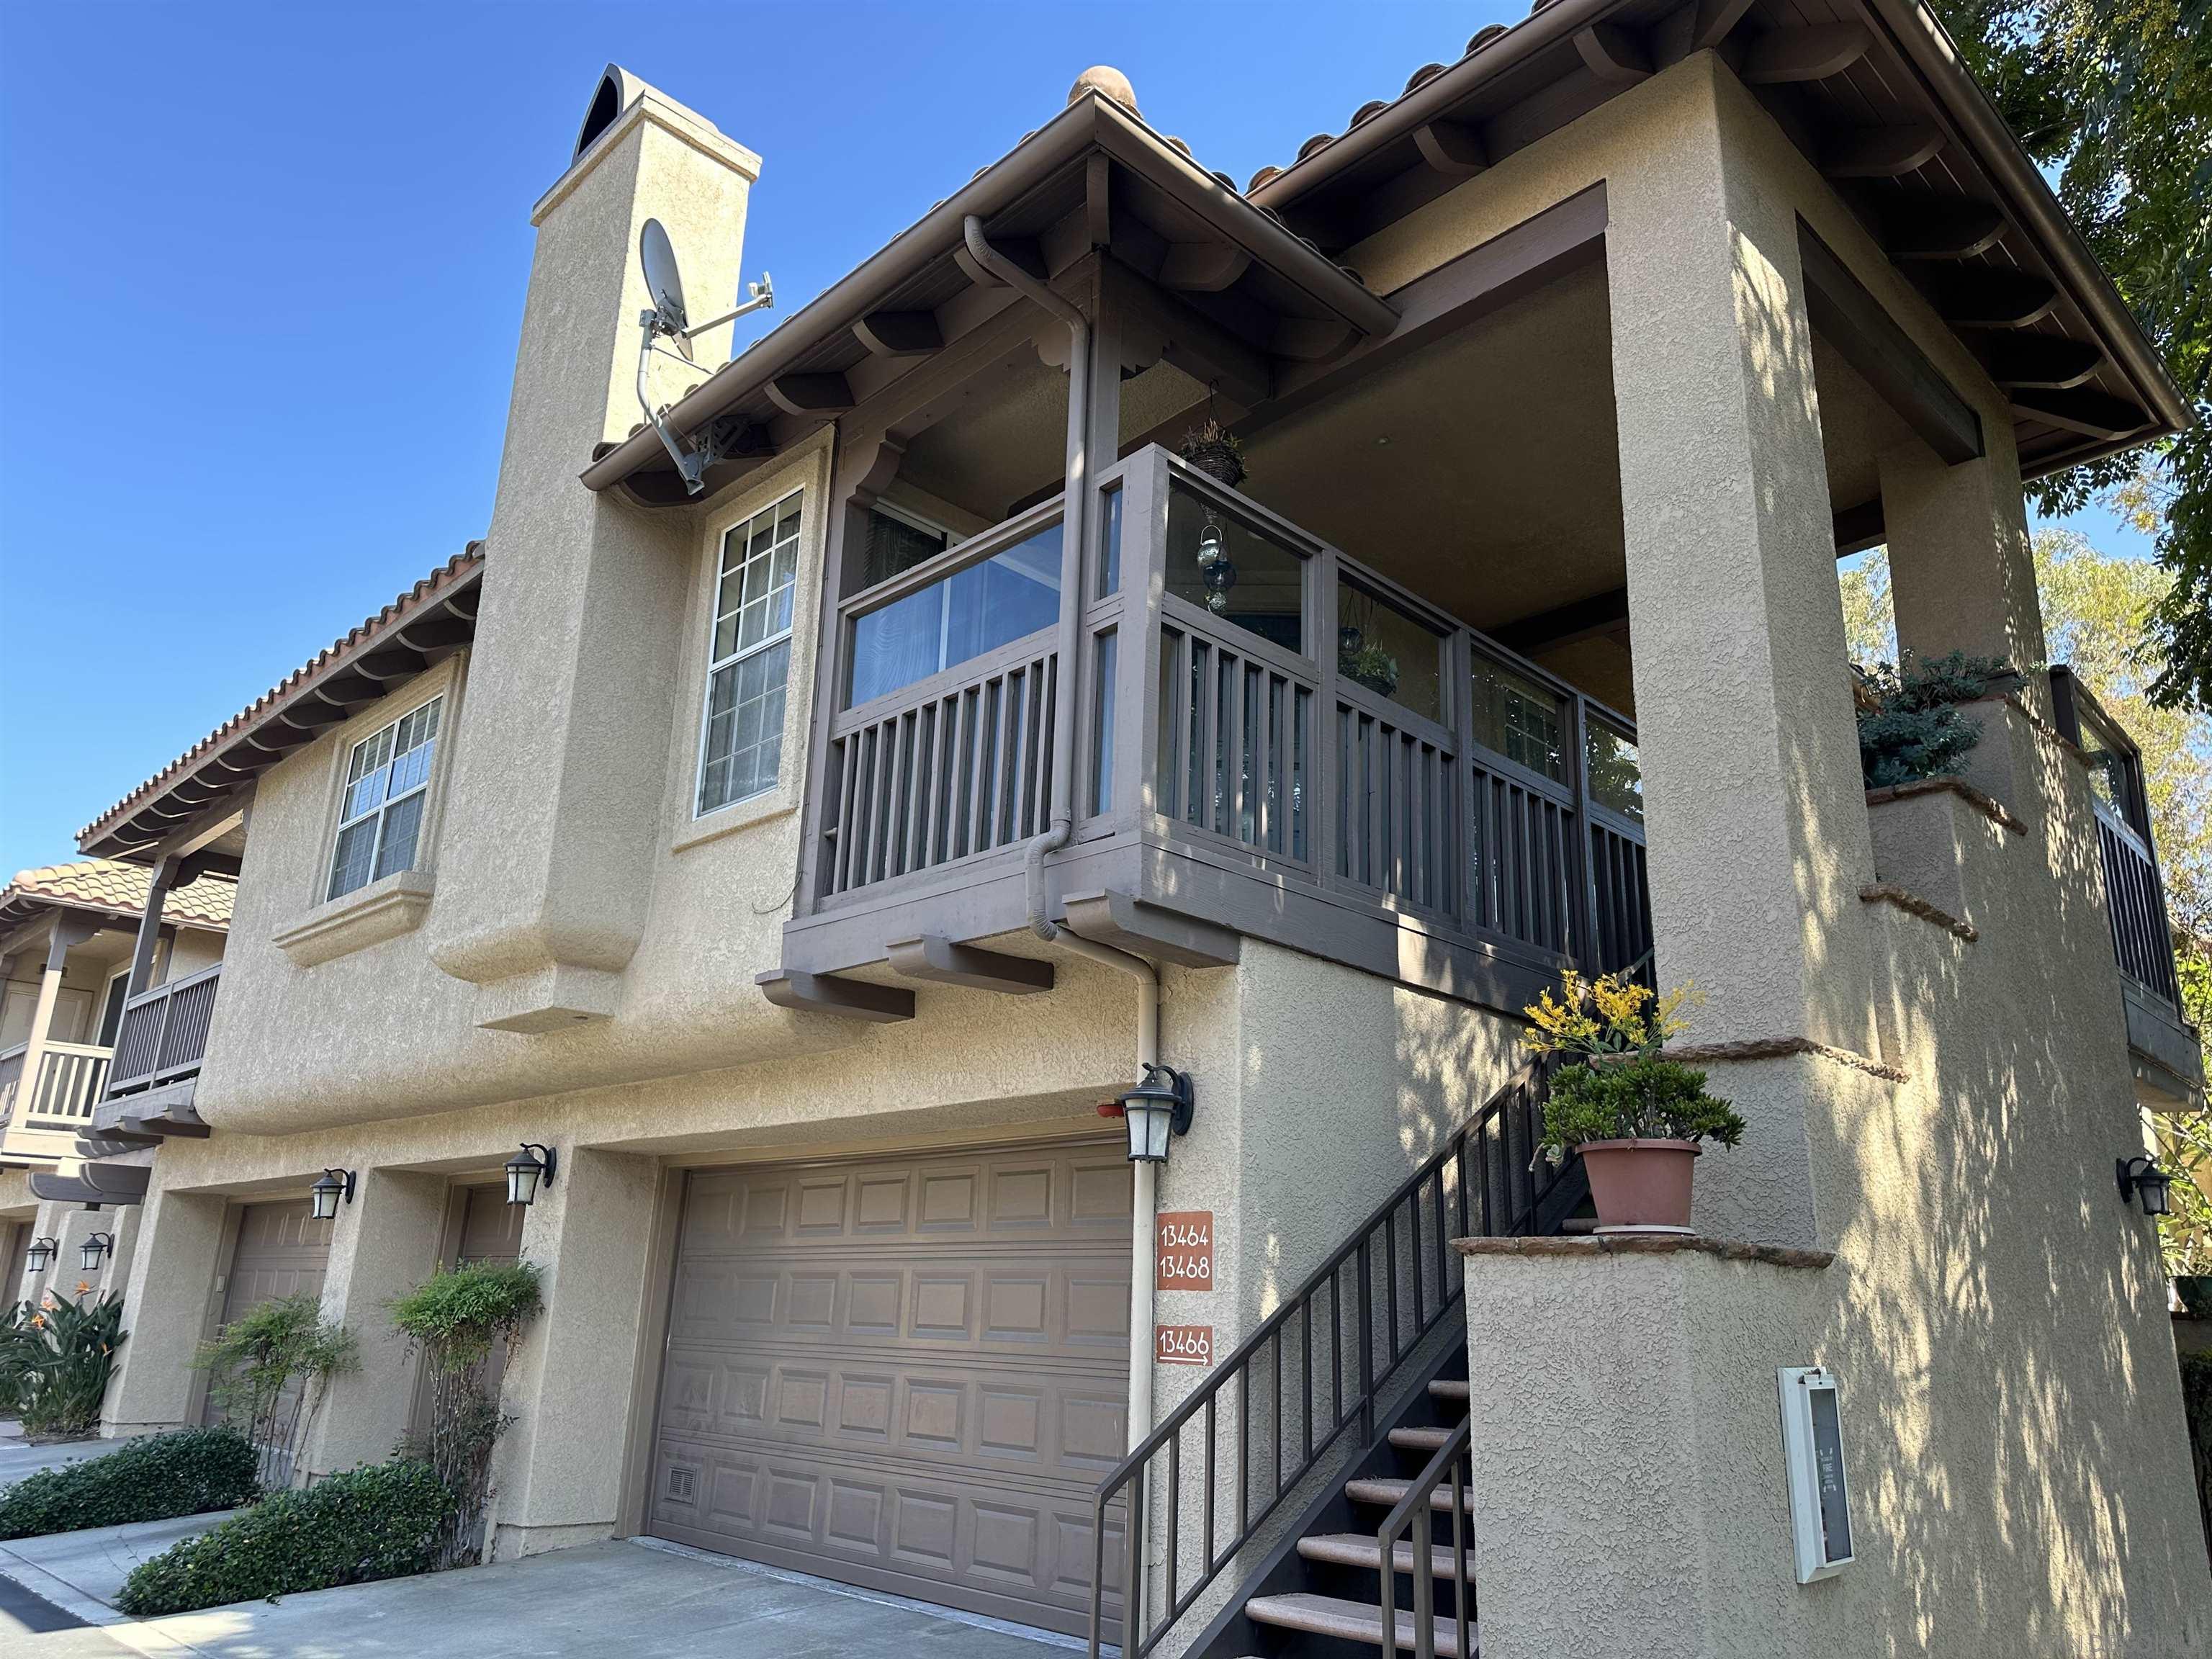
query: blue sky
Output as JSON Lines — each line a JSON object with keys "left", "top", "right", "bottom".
{"left": 0, "top": 1, "right": 2153, "bottom": 878}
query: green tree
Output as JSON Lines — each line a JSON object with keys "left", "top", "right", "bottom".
{"left": 1929, "top": 0, "right": 2212, "bottom": 711}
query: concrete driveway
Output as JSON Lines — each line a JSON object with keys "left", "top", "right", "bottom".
{"left": 3, "top": 1534, "right": 1085, "bottom": 1658}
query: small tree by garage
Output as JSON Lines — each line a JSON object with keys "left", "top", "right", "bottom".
{"left": 390, "top": 1260, "right": 541, "bottom": 1565}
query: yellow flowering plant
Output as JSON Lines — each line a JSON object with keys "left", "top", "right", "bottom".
{"left": 1521, "top": 969, "right": 1694, "bottom": 1063}
{"left": 1524, "top": 968, "right": 1743, "bottom": 1152}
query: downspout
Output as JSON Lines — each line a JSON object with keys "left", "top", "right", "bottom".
{"left": 961, "top": 215, "right": 1159, "bottom": 1449}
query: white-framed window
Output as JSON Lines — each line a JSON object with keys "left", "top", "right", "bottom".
{"left": 697, "top": 492, "right": 803, "bottom": 816}
{"left": 326, "top": 696, "right": 444, "bottom": 901}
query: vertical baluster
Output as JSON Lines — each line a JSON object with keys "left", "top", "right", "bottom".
{"left": 1432, "top": 1166, "right": 1449, "bottom": 1310}
{"left": 1357, "top": 1236, "right": 1375, "bottom": 1443}
{"left": 1236, "top": 1363, "right": 1251, "bottom": 1539}
{"left": 1300, "top": 1295, "right": 1314, "bottom": 1466}
{"left": 1385, "top": 1208, "right": 1402, "bottom": 1364}
{"left": 884, "top": 711, "right": 911, "bottom": 878}
{"left": 1124, "top": 1460, "right": 1146, "bottom": 1657}
{"left": 1409, "top": 1181, "right": 1426, "bottom": 1329}
{"left": 1202, "top": 1395, "right": 1218, "bottom": 1574}
{"left": 1413, "top": 1496, "right": 1436, "bottom": 1659}
{"left": 1164, "top": 1429, "right": 1180, "bottom": 1618}
{"left": 1453, "top": 1450, "right": 1471, "bottom": 1659}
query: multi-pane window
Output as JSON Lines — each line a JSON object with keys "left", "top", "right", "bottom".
{"left": 698, "top": 493, "right": 802, "bottom": 815}
{"left": 1470, "top": 657, "right": 1566, "bottom": 783}
{"left": 327, "top": 696, "right": 444, "bottom": 901}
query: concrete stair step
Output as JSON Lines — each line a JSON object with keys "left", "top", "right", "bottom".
{"left": 1298, "top": 1532, "right": 1469, "bottom": 1580}
{"left": 1426, "top": 1378, "right": 1470, "bottom": 1405}
{"left": 1344, "top": 1477, "right": 1475, "bottom": 1513}
{"left": 1245, "top": 1591, "right": 1475, "bottom": 1653}
{"left": 1388, "top": 1425, "right": 1455, "bottom": 1452}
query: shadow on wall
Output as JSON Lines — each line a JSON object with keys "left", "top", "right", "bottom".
{"left": 1792, "top": 711, "right": 2211, "bottom": 1653}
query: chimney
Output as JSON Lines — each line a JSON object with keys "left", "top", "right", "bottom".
{"left": 426, "top": 68, "right": 762, "bottom": 1030}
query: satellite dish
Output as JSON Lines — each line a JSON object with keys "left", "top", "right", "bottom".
{"left": 639, "top": 218, "right": 691, "bottom": 358}
{"left": 632, "top": 217, "right": 778, "bottom": 497}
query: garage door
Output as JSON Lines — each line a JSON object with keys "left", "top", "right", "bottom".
{"left": 202, "top": 1200, "right": 331, "bottom": 1425}
{"left": 646, "top": 1141, "right": 1132, "bottom": 1636}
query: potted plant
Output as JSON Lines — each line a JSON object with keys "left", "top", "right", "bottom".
{"left": 1855, "top": 649, "right": 2018, "bottom": 789}
{"left": 1178, "top": 418, "right": 1246, "bottom": 488}
{"left": 1525, "top": 970, "right": 1744, "bottom": 1233}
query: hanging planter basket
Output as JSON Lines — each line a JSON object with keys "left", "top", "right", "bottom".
{"left": 1179, "top": 419, "right": 1246, "bottom": 488}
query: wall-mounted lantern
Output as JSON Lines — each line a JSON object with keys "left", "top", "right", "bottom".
{"left": 1117, "top": 1064, "right": 1195, "bottom": 1164}
{"left": 24, "top": 1237, "right": 58, "bottom": 1274}
{"left": 78, "top": 1232, "right": 114, "bottom": 1273}
{"left": 309, "top": 1168, "right": 357, "bottom": 1222}
{"left": 505, "top": 1143, "right": 559, "bottom": 1208}
{"left": 2117, "top": 1155, "right": 2173, "bottom": 1217}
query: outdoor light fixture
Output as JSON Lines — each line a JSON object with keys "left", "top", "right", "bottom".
{"left": 78, "top": 1233, "right": 114, "bottom": 1273}
{"left": 309, "top": 1168, "right": 356, "bottom": 1222}
{"left": 23, "top": 1237, "right": 58, "bottom": 1274}
{"left": 505, "top": 1143, "right": 558, "bottom": 1207}
{"left": 1116, "top": 1064, "right": 1195, "bottom": 1164}
{"left": 2117, "top": 1155, "right": 2174, "bottom": 1217}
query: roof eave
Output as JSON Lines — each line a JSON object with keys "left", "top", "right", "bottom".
{"left": 582, "top": 94, "right": 1397, "bottom": 495}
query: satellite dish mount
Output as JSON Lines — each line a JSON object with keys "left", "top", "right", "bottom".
{"left": 635, "top": 217, "right": 773, "bottom": 495}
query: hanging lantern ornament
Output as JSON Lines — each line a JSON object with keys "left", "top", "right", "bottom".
{"left": 1195, "top": 513, "right": 1237, "bottom": 614}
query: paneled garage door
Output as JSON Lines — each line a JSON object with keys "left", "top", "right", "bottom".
{"left": 645, "top": 1141, "right": 1132, "bottom": 1635}
{"left": 202, "top": 1199, "right": 332, "bottom": 1425}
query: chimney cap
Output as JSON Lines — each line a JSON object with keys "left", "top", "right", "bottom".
{"left": 575, "top": 65, "right": 649, "bottom": 161}
{"left": 1068, "top": 66, "right": 1138, "bottom": 117}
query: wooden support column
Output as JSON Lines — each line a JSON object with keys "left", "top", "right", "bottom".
{"left": 124, "top": 854, "right": 178, "bottom": 997}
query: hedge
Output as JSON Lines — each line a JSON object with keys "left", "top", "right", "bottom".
{"left": 0, "top": 1428, "right": 259, "bottom": 1540}
{"left": 115, "top": 1459, "right": 451, "bottom": 1616}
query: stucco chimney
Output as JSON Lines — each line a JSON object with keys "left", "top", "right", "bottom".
{"left": 426, "top": 69, "right": 762, "bottom": 1031}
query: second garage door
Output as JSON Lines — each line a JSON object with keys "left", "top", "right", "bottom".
{"left": 202, "top": 1199, "right": 332, "bottom": 1425}
{"left": 645, "top": 1140, "right": 1132, "bottom": 1635}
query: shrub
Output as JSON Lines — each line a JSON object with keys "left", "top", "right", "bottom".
{"left": 114, "top": 1459, "right": 451, "bottom": 1616}
{"left": 389, "top": 1261, "right": 541, "bottom": 1565}
{"left": 0, "top": 1427, "right": 259, "bottom": 1539}
{"left": 1856, "top": 649, "right": 2017, "bottom": 789}
{"left": 1539, "top": 1056, "right": 1747, "bottom": 1154}
{"left": 16, "top": 1292, "right": 127, "bottom": 1440}
{"left": 195, "top": 1292, "right": 356, "bottom": 1484}
{"left": 0, "top": 1300, "right": 41, "bottom": 1415}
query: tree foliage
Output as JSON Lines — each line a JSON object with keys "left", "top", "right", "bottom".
{"left": 1930, "top": 0, "right": 2212, "bottom": 709}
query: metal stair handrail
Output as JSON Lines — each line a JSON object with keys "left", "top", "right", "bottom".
{"left": 1376, "top": 1414, "right": 1475, "bottom": 1659}
{"left": 1086, "top": 1054, "right": 1568, "bottom": 1658}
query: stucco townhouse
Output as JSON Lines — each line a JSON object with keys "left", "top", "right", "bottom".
{"left": 20, "top": 0, "right": 2212, "bottom": 1652}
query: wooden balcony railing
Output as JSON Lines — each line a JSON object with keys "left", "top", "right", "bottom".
{"left": 105, "top": 963, "right": 222, "bottom": 1100}
{"left": 2050, "top": 667, "right": 2184, "bottom": 1012}
{"left": 0, "top": 1040, "right": 112, "bottom": 1126}
{"left": 796, "top": 446, "right": 1650, "bottom": 995}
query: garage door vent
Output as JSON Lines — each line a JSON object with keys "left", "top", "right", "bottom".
{"left": 664, "top": 1467, "right": 696, "bottom": 1503}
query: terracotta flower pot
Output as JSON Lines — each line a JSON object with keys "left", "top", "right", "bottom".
{"left": 1578, "top": 1138, "right": 1700, "bottom": 1233}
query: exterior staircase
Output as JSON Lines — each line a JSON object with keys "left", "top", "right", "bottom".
{"left": 1197, "top": 1371, "right": 1478, "bottom": 1658}
{"left": 1085, "top": 1058, "right": 1593, "bottom": 1659}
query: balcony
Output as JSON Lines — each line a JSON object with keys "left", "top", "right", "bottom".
{"left": 777, "top": 446, "right": 1650, "bottom": 1015}
{"left": 0, "top": 1038, "right": 113, "bottom": 1166}
{"left": 93, "top": 962, "right": 221, "bottom": 1138}
{"left": 2051, "top": 668, "right": 2204, "bottom": 1103}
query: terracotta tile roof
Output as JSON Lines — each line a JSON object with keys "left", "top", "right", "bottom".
{"left": 76, "top": 544, "right": 484, "bottom": 854}
{"left": 1244, "top": 11, "right": 1542, "bottom": 197}
{"left": 1, "top": 859, "right": 233, "bottom": 931}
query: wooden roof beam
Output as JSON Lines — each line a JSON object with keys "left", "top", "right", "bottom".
{"left": 1413, "top": 119, "right": 1488, "bottom": 179}
{"left": 1972, "top": 333, "right": 2104, "bottom": 390}
{"left": 756, "top": 969, "right": 914, "bottom": 1023}
{"left": 1158, "top": 242, "right": 1253, "bottom": 294}
{"left": 1743, "top": 22, "right": 1874, "bottom": 84}
{"left": 2009, "top": 386, "right": 2151, "bottom": 441}
{"left": 1882, "top": 198, "right": 2008, "bottom": 261}
{"left": 1918, "top": 266, "right": 2059, "bottom": 329}
{"left": 1823, "top": 125, "right": 1946, "bottom": 179}
{"left": 853, "top": 310, "right": 943, "bottom": 359}
{"left": 765, "top": 373, "right": 854, "bottom": 417}
{"left": 1575, "top": 22, "right": 1652, "bottom": 85}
